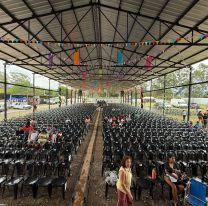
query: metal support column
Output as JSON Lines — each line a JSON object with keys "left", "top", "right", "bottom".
{"left": 66, "top": 87, "right": 68, "bottom": 106}
{"left": 4, "top": 63, "right": 7, "bottom": 121}
{"left": 58, "top": 87, "right": 61, "bottom": 108}
{"left": 135, "top": 88, "right": 137, "bottom": 107}
{"left": 130, "top": 90, "right": 133, "bottom": 105}
{"left": 49, "top": 79, "right": 51, "bottom": 110}
{"left": 187, "top": 67, "right": 192, "bottom": 122}
{"left": 127, "top": 92, "right": 129, "bottom": 104}
{"left": 163, "top": 75, "right": 166, "bottom": 116}
{"left": 32, "top": 73, "right": 35, "bottom": 116}
{"left": 71, "top": 90, "right": 73, "bottom": 104}
{"left": 150, "top": 80, "right": 152, "bottom": 111}
{"left": 74, "top": 91, "right": 77, "bottom": 104}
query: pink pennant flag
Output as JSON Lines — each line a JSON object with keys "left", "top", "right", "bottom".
{"left": 144, "top": 55, "right": 154, "bottom": 70}
{"left": 82, "top": 70, "right": 87, "bottom": 80}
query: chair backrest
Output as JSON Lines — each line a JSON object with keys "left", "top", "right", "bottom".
{"left": 187, "top": 178, "right": 208, "bottom": 206}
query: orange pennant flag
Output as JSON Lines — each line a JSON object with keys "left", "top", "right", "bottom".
{"left": 74, "top": 51, "right": 80, "bottom": 65}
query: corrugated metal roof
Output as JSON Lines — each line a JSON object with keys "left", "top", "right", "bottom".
{"left": 0, "top": 0, "right": 207, "bottom": 90}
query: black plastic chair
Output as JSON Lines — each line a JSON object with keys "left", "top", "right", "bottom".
{"left": 51, "top": 162, "right": 68, "bottom": 199}
{"left": 2, "top": 160, "right": 25, "bottom": 199}
{"left": 36, "top": 161, "right": 55, "bottom": 198}
{"left": 21, "top": 161, "right": 45, "bottom": 198}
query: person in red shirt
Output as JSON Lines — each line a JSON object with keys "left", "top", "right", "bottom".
{"left": 21, "top": 120, "right": 33, "bottom": 139}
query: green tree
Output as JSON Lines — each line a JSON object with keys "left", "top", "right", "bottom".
{"left": 7, "top": 72, "right": 33, "bottom": 95}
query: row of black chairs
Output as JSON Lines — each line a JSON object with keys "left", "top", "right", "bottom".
{"left": 102, "top": 104, "right": 208, "bottom": 200}
{"left": 0, "top": 104, "right": 96, "bottom": 199}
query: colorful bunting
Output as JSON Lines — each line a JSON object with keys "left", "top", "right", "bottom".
{"left": 0, "top": 32, "right": 208, "bottom": 49}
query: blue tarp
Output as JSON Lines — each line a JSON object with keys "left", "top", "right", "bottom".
{"left": 7, "top": 96, "right": 27, "bottom": 101}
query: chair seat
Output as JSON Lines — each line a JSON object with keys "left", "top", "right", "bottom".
{"left": 52, "top": 177, "right": 67, "bottom": 186}
{"left": 0, "top": 176, "right": 7, "bottom": 184}
{"left": 23, "top": 176, "right": 39, "bottom": 185}
{"left": 156, "top": 161, "right": 164, "bottom": 165}
{"left": 5, "top": 177, "right": 23, "bottom": 185}
{"left": 37, "top": 177, "right": 52, "bottom": 186}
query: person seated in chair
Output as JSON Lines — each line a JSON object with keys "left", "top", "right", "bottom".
{"left": 164, "top": 153, "right": 188, "bottom": 206}
{"left": 21, "top": 120, "right": 33, "bottom": 140}
{"left": 28, "top": 127, "right": 38, "bottom": 143}
{"left": 37, "top": 128, "right": 49, "bottom": 145}
{"left": 194, "top": 121, "right": 203, "bottom": 130}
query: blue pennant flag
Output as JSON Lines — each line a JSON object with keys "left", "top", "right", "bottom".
{"left": 117, "top": 50, "right": 123, "bottom": 65}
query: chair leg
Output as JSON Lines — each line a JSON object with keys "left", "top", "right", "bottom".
{"left": 101, "top": 165, "right": 104, "bottom": 176}
{"left": 33, "top": 184, "right": 38, "bottom": 199}
{"left": 149, "top": 185, "right": 153, "bottom": 199}
{"left": 20, "top": 183, "right": 23, "bottom": 197}
{"left": 48, "top": 184, "right": 52, "bottom": 198}
{"left": 138, "top": 186, "right": 142, "bottom": 200}
{"left": 62, "top": 185, "right": 65, "bottom": 200}
{"left": 14, "top": 184, "right": 18, "bottom": 199}
{"left": 2, "top": 184, "right": 5, "bottom": 198}
{"left": 105, "top": 183, "right": 108, "bottom": 198}
{"left": 169, "top": 186, "right": 172, "bottom": 200}
{"left": 161, "top": 182, "right": 164, "bottom": 194}
{"left": 133, "top": 183, "right": 137, "bottom": 200}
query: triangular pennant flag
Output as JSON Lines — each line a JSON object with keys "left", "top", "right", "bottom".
{"left": 117, "top": 50, "right": 123, "bottom": 65}
{"left": 144, "top": 55, "right": 154, "bottom": 70}
{"left": 74, "top": 51, "right": 80, "bottom": 65}
{"left": 82, "top": 70, "right": 87, "bottom": 80}
{"left": 98, "top": 68, "right": 103, "bottom": 77}
{"left": 48, "top": 53, "right": 54, "bottom": 67}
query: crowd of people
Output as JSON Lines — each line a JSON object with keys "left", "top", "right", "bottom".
{"left": 103, "top": 113, "right": 132, "bottom": 128}
{"left": 16, "top": 119, "right": 64, "bottom": 146}
{"left": 16, "top": 116, "right": 92, "bottom": 147}
{"left": 187, "top": 110, "right": 208, "bottom": 130}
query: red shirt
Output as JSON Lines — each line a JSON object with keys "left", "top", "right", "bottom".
{"left": 22, "top": 125, "right": 33, "bottom": 133}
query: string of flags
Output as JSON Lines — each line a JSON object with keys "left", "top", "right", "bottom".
{"left": 3, "top": 33, "right": 207, "bottom": 92}
{"left": 1, "top": 32, "right": 207, "bottom": 48}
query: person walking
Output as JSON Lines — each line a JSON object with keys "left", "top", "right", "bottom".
{"left": 203, "top": 111, "right": 208, "bottom": 129}
{"left": 182, "top": 110, "right": 187, "bottom": 121}
{"left": 116, "top": 156, "right": 133, "bottom": 206}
